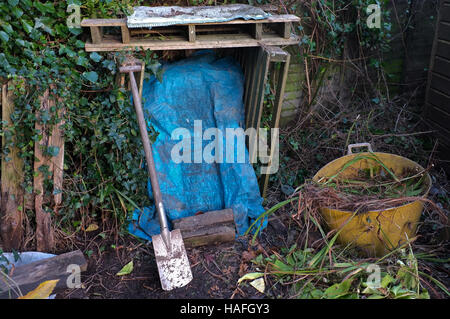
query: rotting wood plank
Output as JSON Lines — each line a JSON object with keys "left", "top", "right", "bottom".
{"left": 177, "top": 225, "right": 236, "bottom": 248}
{"left": 34, "top": 88, "right": 55, "bottom": 252}
{"left": 1, "top": 82, "right": 24, "bottom": 250}
{"left": 172, "top": 209, "right": 234, "bottom": 229}
{"left": 0, "top": 250, "right": 87, "bottom": 299}
{"left": 172, "top": 209, "right": 236, "bottom": 248}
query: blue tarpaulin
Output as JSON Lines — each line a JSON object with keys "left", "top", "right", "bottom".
{"left": 128, "top": 51, "right": 265, "bottom": 241}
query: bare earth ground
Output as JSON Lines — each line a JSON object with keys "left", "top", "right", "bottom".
{"left": 57, "top": 184, "right": 449, "bottom": 300}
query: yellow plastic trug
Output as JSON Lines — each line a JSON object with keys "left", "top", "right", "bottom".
{"left": 312, "top": 152, "right": 431, "bottom": 257}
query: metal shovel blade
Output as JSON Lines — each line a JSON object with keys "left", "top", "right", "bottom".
{"left": 152, "top": 229, "right": 193, "bottom": 291}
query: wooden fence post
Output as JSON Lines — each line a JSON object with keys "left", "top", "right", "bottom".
{"left": 34, "top": 88, "right": 55, "bottom": 252}
{"left": 1, "top": 81, "right": 25, "bottom": 250}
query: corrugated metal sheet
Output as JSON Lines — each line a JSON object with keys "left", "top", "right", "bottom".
{"left": 425, "top": 0, "right": 450, "bottom": 167}
{"left": 127, "top": 4, "right": 270, "bottom": 28}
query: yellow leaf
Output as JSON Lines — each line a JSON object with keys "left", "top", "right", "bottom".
{"left": 250, "top": 278, "right": 265, "bottom": 293}
{"left": 84, "top": 224, "right": 99, "bottom": 232}
{"left": 116, "top": 260, "right": 133, "bottom": 276}
{"left": 18, "top": 279, "right": 59, "bottom": 299}
{"left": 237, "top": 272, "right": 264, "bottom": 285}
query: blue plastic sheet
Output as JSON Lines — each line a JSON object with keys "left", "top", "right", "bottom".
{"left": 128, "top": 51, "right": 265, "bottom": 241}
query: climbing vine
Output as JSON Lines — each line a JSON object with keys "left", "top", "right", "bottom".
{"left": 0, "top": 0, "right": 165, "bottom": 238}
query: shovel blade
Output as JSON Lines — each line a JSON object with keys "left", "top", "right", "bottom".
{"left": 152, "top": 229, "right": 193, "bottom": 291}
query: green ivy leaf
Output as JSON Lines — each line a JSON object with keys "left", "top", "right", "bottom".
{"left": 0, "top": 31, "right": 9, "bottom": 42}
{"left": 8, "top": 0, "right": 19, "bottom": 6}
{"left": 20, "top": 19, "right": 34, "bottom": 34}
{"left": 83, "top": 71, "right": 98, "bottom": 83}
{"left": 90, "top": 52, "right": 103, "bottom": 63}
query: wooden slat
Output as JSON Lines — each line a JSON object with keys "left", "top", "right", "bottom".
{"left": 188, "top": 24, "right": 196, "bottom": 42}
{"left": 34, "top": 88, "right": 55, "bottom": 252}
{"left": 430, "top": 73, "right": 450, "bottom": 95}
{"left": 438, "top": 22, "right": 450, "bottom": 41}
{"left": 172, "top": 209, "right": 235, "bottom": 248}
{"left": 50, "top": 100, "right": 65, "bottom": 212}
{"left": 85, "top": 33, "right": 300, "bottom": 51}
{"left": 0, "top": 250, "right": 87, "bottom": 299}
{"left": 252, "top": 23, "right": 263, "bottom": 40}
{"left": 243, "top": 48, "right": 257, "bottom": 125}
{"left": 428, "top": 88, "right": 450, "bottom": 113}
{"left": 246, "top": 48, "right": 264, "bottom": 131}
{"left": 81, "top": 18, "right": 127, "bottom": 27}
{"left": 442, "top": 4, "right": 450, "bottom": 23}
{"left": 121, "top": 25, "right": 130, "bottom": 44}
{"left": 260, "top": 49, "right": 290, "bottom": 198}
{"left": 426, "top": 118, "right": 450, "bottom": 149}
{"left": 1, "top": 82, "right": 24, "bottom": 250}
{"left": 426, "top": 103, "right": 450, "bottom": 135}
{"left": 433, "top": 56, "right": 450, "bottom": 78}
{"left": 436, "top": 40, "right": 450, "bottom": 60}
{"left": 172, "top": 209, "right": 234, "bottom": 230}
{"left": 90, "top": 26, "right": 103, "bottom": 44}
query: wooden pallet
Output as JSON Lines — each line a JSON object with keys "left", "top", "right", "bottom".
{"left": 81, "top": 14, "right": 300, "bottom": 51}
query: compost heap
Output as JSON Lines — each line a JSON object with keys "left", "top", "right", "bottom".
{"left": 128, "top": 51, "right": 265, "bottom": 240}
{"left": 299, "top": 154, "right": 429, "bottom": 214}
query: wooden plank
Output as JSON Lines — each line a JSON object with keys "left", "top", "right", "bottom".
{"left": 0, "top": 250, "right": 87, "bottom": 299}
{"left": 433, "top": 56, "right": 450, "bottom": 78}
{"left": 252, "top": 23, "right": 263, "bottom": 40}
{"left": 245, "top": 47, "right": 264, "bottom": 131}
{"left": 34, "top": 88, "right": 55, "bottom": 252}
{"left": 1, "top": 82, "right": 24, "bottom": 250}
{"left": 121, "top": 25, "right": 131, "bottom": 44}
{"left": 430, "top": 73, "right": 450, "bottom": 95}
{"left": 425, "top": 103, "right": 450, "bottom": 135}
{"left": 280, "top": 22, "right": 291, "bottom": 39}
{"left": 172, "top": 209, "right": 234, "bottom": 230}
{"left": 243, "top": 48, "right": 257, "bottom": 126}
{"left": 438, "top": 22, "right": 450, "bottom": 42}
{"left": 81, "top": 18, "right": 127, "bottom": 27}
{"left": 90, "top": 26, "right": 103, "bottom": 44}
{"left": 85, "top": 33, "right": 300, "bottom": 51}
{"left": 442, "top": 4, "right": 450, "bottom": 23}
{"left": 178, "top": 225, "right": 235, "bottom": 248}
{"left": 249, "top": 49, "right": 270, "bottom": 164}
{"left": 188, "top": 24, "right": 196, "bottom": 42}
{"left": 428, "top": 88, "right": 450, "bottom": 111}
{"left": 436, "top": 40, "right": 450, "bottom": 60}
{"left": 50, "top": 98, "right": 65, "bottom": 212}
{"left": 260, "top": 50, "right": 290, "bottom": 198}
{"left": 172, "top": 209, "right": 235, "bottom": 248}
